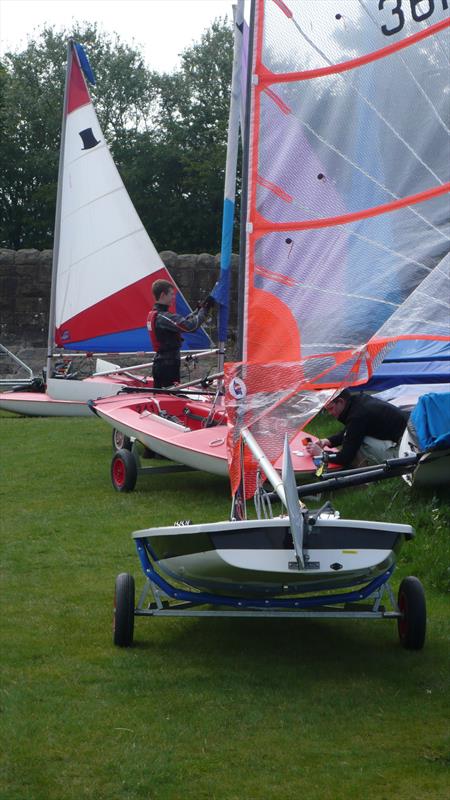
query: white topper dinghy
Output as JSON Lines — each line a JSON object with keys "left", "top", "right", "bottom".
{"left": 0, "top": 41, "right": 213, "bottom": 417}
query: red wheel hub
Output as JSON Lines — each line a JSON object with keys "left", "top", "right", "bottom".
{"left": 113, "top": 458, "right": 126, "bottom": 487}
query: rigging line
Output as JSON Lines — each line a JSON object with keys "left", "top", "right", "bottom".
{"left": 416, "top": 0, "right": 450, "bottom": 66}
{"left": 409, "top": 288, "right": 450, "bottom": 312}
{"left": 264, "top": 97, "right": 450, "bottom": 239}
{"left": 297, "top": 342, "right": 374, "bottom": 350}
{"left": 357, "top": 0, "right": 450, "bottom": 134}
{"left": 273, "top": 190, "right": 437, "bottom": 273}
{"left": 430, "top": 261, "right": 450, "bottom": 280}
{"left": 288, "top": 14, "right": 445, "bottom": 185}
{"left": 256, "top": 270, "right": 402, "bottom": 309}
{"left": 381, "top": 307, "right": 450, "bottom": 329}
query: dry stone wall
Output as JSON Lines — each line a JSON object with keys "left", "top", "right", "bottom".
{"left": 0, "top": 249, "right": 239, "bottom": 362}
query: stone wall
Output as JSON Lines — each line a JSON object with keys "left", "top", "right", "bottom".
{"left": 0, "top": 249, "right": 239, "bottom": 363}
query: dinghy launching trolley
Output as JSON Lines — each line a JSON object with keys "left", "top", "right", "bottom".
{"left": 112, "top": 441, "right": 426, "bottom": 650}
{"left": 113, "top": 550, "right": 426, "bottom": 651}
{"left": 113, "top": 506, "right": 426, "bottom": 651}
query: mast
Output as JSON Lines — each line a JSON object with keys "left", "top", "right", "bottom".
{"left": 216, "top": 0, "right": 245, "bottom": 373}
{"left": 46, "top": 40, "right": 72, "bottom": 381}
{"left": 236, "top": 0, "right": 256, "bottom": 362}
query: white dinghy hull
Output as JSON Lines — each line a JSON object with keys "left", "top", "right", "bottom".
{"left": 133, "top": 515, "right": 413, "bottom": 598}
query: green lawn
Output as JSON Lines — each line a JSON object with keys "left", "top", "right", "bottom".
{"left": 1, "top": 412, "right": 449, "bottom": 800}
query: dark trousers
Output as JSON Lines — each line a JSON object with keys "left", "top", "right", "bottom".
{"left": 152, "top": 355, "right": 181, "bottom": 388}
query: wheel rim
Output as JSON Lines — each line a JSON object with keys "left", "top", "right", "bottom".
{"left": 113, "top": 458, "right": 125, "bottom": 488}
{"left": 398, "top": 592, "right": 408, "bottom": 639}
{"left": 114, "top": 430, "right": 124, "bottom": 449}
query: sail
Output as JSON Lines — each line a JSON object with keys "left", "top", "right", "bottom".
{"left": 212, "top": 0, "right": 244, "bottom": 349}
{"left": 52, "top": 42, "right": 212, "bottom": 353}
{"left": 227, "top": 0, "right": 450, "bottom": 495}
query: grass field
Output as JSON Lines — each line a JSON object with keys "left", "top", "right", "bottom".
{"left": 1, "top": 411, "right": 449, "bottom": 800}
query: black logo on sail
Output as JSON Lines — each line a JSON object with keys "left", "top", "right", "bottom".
{"left": 79, "top": 128, "right": 100, "bottom": 150}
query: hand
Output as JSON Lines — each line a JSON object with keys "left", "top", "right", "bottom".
{"left": 305, "top": 441, "right": 323, "bottom": 457}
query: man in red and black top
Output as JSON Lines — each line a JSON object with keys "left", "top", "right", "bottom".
{"left": 306, "top": 388, "right": 408, "bottom": 468}
{"left": 147, "top": 279, "right": 214, "bottom": 388}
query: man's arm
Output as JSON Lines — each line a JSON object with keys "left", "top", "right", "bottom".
{"left": 156, "top": 307, "right": 207, "bottom": 334}
{"left": 327, "top": 431, "right": 344, "bottom": 447}
{"left": 327, "top": 418, "right": 367, "bottom": 467}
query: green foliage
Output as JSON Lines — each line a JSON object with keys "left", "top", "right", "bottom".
{"left": 0, "top": 18, "right": 235, "bottom": 252}
{"left": 0, "top": 412, "right": 449, "bottom": 799}
{"left": 123, "top": 18, "right": 238, "bottom": 253}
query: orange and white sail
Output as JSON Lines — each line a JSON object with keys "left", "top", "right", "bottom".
{"left": 227, "top": 0, "right": 450, "bottom": 495}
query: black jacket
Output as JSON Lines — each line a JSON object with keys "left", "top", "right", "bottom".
{"left": 327, "top": 392, "right": 408, "bottom": 467}
{"left": 148, "top": 302, "right": 206, "bottom": 358}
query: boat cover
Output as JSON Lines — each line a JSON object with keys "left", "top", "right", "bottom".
{"left": 410, "top": 393, "right": 450, "bottom": 451}
{"left": 384, "top": 340, "right": 450, "bottom": 362}
{"left": 361, "top": 360, "right": 450, "bottom": 391}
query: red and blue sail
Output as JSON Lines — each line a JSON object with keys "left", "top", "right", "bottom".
{"left": 53, "top": 42, "right": 211, "bottom": 354}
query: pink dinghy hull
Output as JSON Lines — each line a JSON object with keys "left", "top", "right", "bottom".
{"left": 92, "top": 393, "right": 327, "bottom": 477}
{"left": 0, "top": 373, "right": 153, "bottom": 417}
{"left": 0, "top": 391, "right": 90, "bottom": 417}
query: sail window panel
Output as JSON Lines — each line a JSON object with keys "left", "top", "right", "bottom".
{"left": 255, "top": 57, "right": 449, "bottom": 225}
{"left": 250, "top": 198, "right": 449, "bottom": 359}
{"left": 262, "top": 0, "right": 450, "bottom": 75}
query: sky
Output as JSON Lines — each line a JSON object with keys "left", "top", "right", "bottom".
{"left": 0, "top": 0, "right": 233, "bottom": 72}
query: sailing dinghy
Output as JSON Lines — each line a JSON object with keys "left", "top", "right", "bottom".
{"left": 91, "top": 3, "right": 327, "bottom": 483}
{"left": 0, "top": 41, "right": 213, "bottom": 417}
{"left": 95, "top": 0, "right": 450, "bottom": 487}
{"left": 111, "top": 0, "right": 450, "bottom": 646}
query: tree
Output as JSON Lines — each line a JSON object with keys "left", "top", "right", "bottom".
{"left": 0, "top": 24, "right": 160, "bottom": 249}
{"left": 113, "top": 18, "right": 238, "bottom": 253}
{"left": 0, "top": 18, "right": 237, "bottom": 253}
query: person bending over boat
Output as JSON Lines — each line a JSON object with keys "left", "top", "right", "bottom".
{"left": 305, "top": 389, "right": 408, "bottom": 468}
{"left": 147, "top": 279, "right": 215, "bottom": 388}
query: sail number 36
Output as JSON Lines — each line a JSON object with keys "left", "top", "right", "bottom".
{"left": 379, "top": 0, "right": 448, "bottom": 36}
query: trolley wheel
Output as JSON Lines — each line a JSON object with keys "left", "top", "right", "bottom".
{"left": 111, "top": 449, "right": 137, "bottom": 492}
{"left": 112, "top": 428, "right": 132, "bottom": 451}
{"left": 113, "top": 572, "right": 135, "bottom": 647}
{"left": 397, "top": 576, "right": 426, "bottom": 650}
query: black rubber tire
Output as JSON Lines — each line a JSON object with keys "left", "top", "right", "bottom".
{"left": 111, "top": 449, "right": 137, "bottom": 492}
{"left": 113, "top": 573, "right": 135, "bottom": 647}
{"left": 397, "top": 576, "right": 426, "bottom": 650}
{"left": 112, "top": 428, "right": 132, "bottom": 451}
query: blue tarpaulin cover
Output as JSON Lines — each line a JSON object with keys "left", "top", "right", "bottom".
{"left": 410, "top": 393, "right": 450, "bottom": 451}
{"left": 384, "top": 340, "right": 450, "bottom": 362}
{"left": 362, "top": 361, "right": 450, "bottom": 391}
